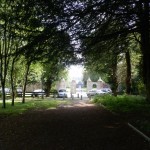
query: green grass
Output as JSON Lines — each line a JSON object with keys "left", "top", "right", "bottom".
{"left": 93, "top": 94, "right": 150, "bottom": 113}
{"left": 0, "top": 98, "right": 68, "bottom": 115}
{"left": 134, "top": 120, "right": 150, "bottom": 133}
{"left": 93, "top": 94, "right": 150, "bottom": 135}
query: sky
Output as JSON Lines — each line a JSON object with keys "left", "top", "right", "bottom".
{"left": 68, "top": 65, "right": 84, "bottom": 82}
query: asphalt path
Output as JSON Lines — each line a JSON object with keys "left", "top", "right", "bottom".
{"left": 0, "top": 100, "right": 149, "bottom": 150}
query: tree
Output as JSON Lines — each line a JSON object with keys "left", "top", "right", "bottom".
{"left": 82, "top": 29, "right": 130, "bottom": 95}
{"left": 0, "top": 0, "right": 79, "bottom": 106}
{"left": 42, "top": 63, "right": 68, "bottom": 97}
{"left": 0, "top": 0, "right": 18, "bottom": 108}
{"left": 68, "top": 0, "right": 150, "bottom": 100}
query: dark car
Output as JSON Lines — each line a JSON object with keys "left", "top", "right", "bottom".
{"left": 17, "top": 88, "right": 23, "bottom": 97}
{"left": 31, "top": 89, "right": 45, "bottom": 97}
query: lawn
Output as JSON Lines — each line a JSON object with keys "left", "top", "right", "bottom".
{"left": 0, "top": 98, "right": 68, "bottom": 115}
{"left": 93, "top": 94, "right": 150, "bottom": 137}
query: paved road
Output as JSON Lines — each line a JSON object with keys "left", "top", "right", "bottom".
{"left": 0, "top": 100, "right": 149, "bottom": 150}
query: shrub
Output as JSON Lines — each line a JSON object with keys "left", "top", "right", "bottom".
{"left": 93, "top": 94, "right": 149, "bottom": 113}
{"left": 137, "top": 81, "right": 146, "bottom": 96}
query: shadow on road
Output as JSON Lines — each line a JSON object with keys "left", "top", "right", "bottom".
{"left": 0, "top": 100, "right": 149, "bottom": 150}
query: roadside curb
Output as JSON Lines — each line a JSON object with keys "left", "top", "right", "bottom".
{"left": 128, "top": 123, "right": 150, "bottom": 142}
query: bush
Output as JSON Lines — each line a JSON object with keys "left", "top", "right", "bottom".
{"left": 137, "top": 81, "right": 146, "bottom": 96}
{"left": 93, "top": 94, "right": 149, "bottom": 113}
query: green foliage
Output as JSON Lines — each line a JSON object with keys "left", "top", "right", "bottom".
{"left": 83, "top": 70, "right": 101, "bottom": 82}
{"left": 137, "top": 81, "right": 146, "bottom": 96}
{"left": 50, "top": 88, "right": 58, "bottom": 94}
{"left": 0, "top": 99, "right": 67, "bottom": 115}
{"left": 134, "top": 120, "right": 150, "bottom": 133}
{"left": 28, "top": 63, "right": 43, "bottom": 84}
{"left": 93, "top": 94, "right": 150, "bottom": 135}
{"left": 93, "top": 95, "right": 150, "bottom": 113}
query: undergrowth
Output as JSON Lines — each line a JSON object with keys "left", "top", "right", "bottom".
{"left": 93, "top": 94, "right": 150, "bottom": 113}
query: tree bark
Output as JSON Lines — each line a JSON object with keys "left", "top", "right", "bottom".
{"left": 1, "top": 81, "right": 6, "bottom": 108}
{"left": 10, "top": 58, "right": 17, "bottom": 106}
{"left": 22, "top": 62, "right": 31, "bottom": 103}
{"left": 45, "top": 79, "right": 52, "bottom": 97}
{"left": 0, "top": 12, "right": 10, "bottom": 108}
{"left": 125, "top": 50, "right": 131, "bottom": 94}
{"left": 0, "top": 39, "right": 6, "bottom": 108}
{"left": 139, "top": 0, "right": 150, "bottom": 101}
{"left": 111, "top": 53, "right": 118, "bottom": 96}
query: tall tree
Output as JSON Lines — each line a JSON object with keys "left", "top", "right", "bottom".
{"left": 0, "top": 0, "right": 17, "bottom": 108}
{"left": 68, "top": 0, "right": 150, "bottom": 100}
{"left": 0, "top": 0, "right": 77, "bottom": 106}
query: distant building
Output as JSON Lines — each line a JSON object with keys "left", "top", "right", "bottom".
{"left": 87, "top": 77, "right": 110, "bottom": 91}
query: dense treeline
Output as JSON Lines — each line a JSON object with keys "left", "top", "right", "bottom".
{"left": 71, "top": 0, "right": 150, "bottom": 100}
{"left": 0, "top": 0, "right": 150, "bottom": 108}
{"left": 0, "top": 0, "right": 75, "bottom": 108}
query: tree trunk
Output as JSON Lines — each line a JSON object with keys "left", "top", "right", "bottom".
{"left": 0, "top": 40, "right": 6, "bottom": 108}
{"left": 1, "top": 82, "right": 6, "bottom": 108}
{"left": 125, "top": 50, "right": 131, "bottom": 94}
{"left": 45, "top": 79, "right": 52, "bottom": 97}
{"left": 139, "top": 0, "right": 150, "bottom": 101}
{"left": 0, "top": 15, "right": 10, "bottom": 108}
{"left": 111, "top": 53, "right": 118, "bottom": 96}
{"left": 22, "top": 62, "right": 31, "bottom": 103}
{"left": 10, "top": 58, "right": 16, "bottom": 106}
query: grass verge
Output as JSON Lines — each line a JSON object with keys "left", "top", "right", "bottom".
{"left": 93, "top": 94, "right": 150, "bottom": 113}
{"left": 93, "top": 94, "right": 150, "bottom": 136}
{"left": 0, "top": 98, "right": 68, "bottom": 115}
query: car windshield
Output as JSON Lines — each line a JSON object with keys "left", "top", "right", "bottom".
{"left": 102, "top": 89, "right": 107, "bottom": 92}
{"left": 59, "top": 89, "right": 66, "bottom": 92}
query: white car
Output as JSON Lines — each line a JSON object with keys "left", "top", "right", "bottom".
{"left": 96, "top": 89, "right": 107, "bottom": 95}
{"left": 102, "top": 88, "right": 112, "bottom": 93}
{"left": 87, "top": 89, "right": 97, "bottom": 97}
{"left": 0, "top": 88, "right": 10, "bottom": 93}
{"left": 96, "top": 88, "right": 112, "bottom": 95}
{"left": 57, "top": 89, "right": 67, "bottom": 98}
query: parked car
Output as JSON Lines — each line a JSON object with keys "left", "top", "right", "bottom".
{"left": 57, "top": 89, "right": 67, "bottom": 98}
{"left": 96, "top": 89, "right": 107, "bottom": 95}
{"left": 102, "top": 88, "right": 112, "bottom": 94}
{"left": 0, "top": 88, "right": 10, "bottom": 94}
{"left": 31, "top": 89, "right": 45, "bottom": 97}
{"left": 96, "top": 88, "right": 112, "bottom": 95}
{"left": 16, "top": 88, "right": 23, "bottom": 97}
{"left": 87, "top": 89, "right": 97, "bottom": 97}
{"left": 87, "top": 88, "right": 112, "bottom": 97}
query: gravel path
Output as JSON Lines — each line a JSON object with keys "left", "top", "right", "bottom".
{"left": 0, "top": 100, "right": 149, "bottom": 150}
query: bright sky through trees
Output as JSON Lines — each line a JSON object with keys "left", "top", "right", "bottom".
{"left": 68, "top": 65, "right": 83, "bottom": 81}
